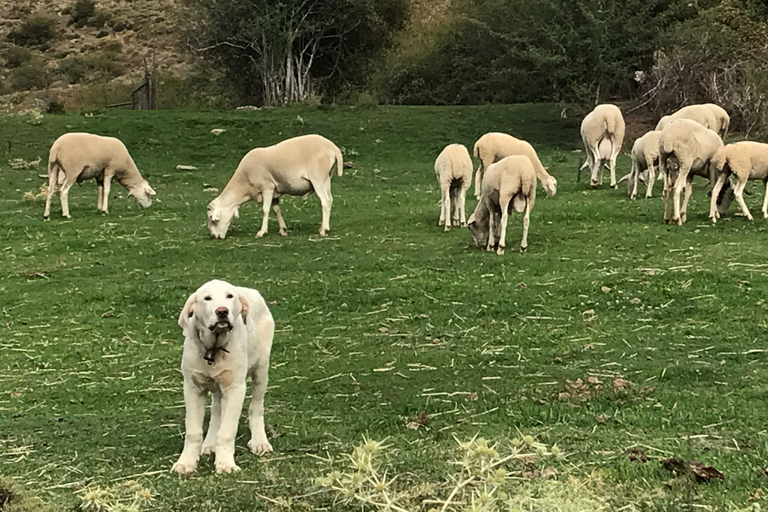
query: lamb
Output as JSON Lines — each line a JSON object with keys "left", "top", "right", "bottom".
{"left": 467, "top": 154, "right": 536, "bottom": 254}
{"left": 578, "top": 104, "right": 625, "bottom": 188}
{"left": 709, "top": 141, "right": 768, "bottom": 222}
{"left": 655, "top": 104, "right": 729, "bottom": 137}
{"left": 472, "top": 132, "right": 557, "bottom": 200}
{"left": 658, "top": 119, "right": 734, "bottom": 225}
{"left": 622, "top": 130, "right": 662, "bottom": 199}
{"left": 43, "top": 132, "right": 156, "bottom": 219}
{"left": 434, "top": 143, "right": 473, "bottom": 231}
{"left": 207, "top": 134, "right": 342, "bottom": 239}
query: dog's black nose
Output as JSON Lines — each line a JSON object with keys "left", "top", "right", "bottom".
{"left": 215, "top": 307, "right": 229, "bottom": 318}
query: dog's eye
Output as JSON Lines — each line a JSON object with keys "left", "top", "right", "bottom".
{"left": 204, "top": 296, "right": 212, "bottom": 301}
{"left": 227, "top": 293, "right": 233, "bottom": 299}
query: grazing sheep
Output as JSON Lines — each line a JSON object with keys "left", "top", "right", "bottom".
{"left": 435, "top": 143, "right": 473, "bottom": 231}
{"left": 473, "top": 132, "right": 557, "bottom": 200}
{"left": 710, "top": 141, "right": 768, "bottom": 222}
{"left": 467, "top": 155, "right": 536, "bottom": 254}
{"left": 623, "top": 130, "right": 662, "bottom": 199}
{"left": 655, "top": 104, "right": 728, "bottom": 137}
{"left": 207, "top": 134, "right": 342, "bottom": 239}
{"left": 658, "top": 119, "right": 734, "bottom": 225}
{"left": 578, "top": 104, "right": 625, "bottom": 188}
{"left": 43, "top": 132, "right": 156, "bottom": 219}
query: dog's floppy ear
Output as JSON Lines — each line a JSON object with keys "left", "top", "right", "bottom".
{"left": 178, "top": 293, "right": 197, "bottom": 336}
{"left": 238, "top": 294, "right": 249, "bottom": 325}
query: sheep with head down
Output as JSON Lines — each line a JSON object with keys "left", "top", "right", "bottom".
{"left": 472, "top": 132, "right": 557, "bottom": 200}
{"left": 434, "top": 143, "right": 473, "bottom": 231}
{"left": 43, "top": 132, "right": 156, "bottom": 219}
{"left": 658, "top": 119, "right": 734, "bottom": 225}
{"left": 468, "top": 154, "right": 536, "bottom": 254}
{"left": 655, "top": 103, "right": 729, "bottom": 137}
{"left": 710, "top": 141, "right": 768, "bottom": 222}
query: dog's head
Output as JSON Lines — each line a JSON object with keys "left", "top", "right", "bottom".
{"left": 178, "top": 279, "right": 249, "bottom": 337}
{"left": 207, "top": 198, "right": 238, "bottom": 239}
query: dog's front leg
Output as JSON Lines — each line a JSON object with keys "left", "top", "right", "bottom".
{"left": 248, "top": 363, "right": 273, "bottom": 455}
{"left": 201, "top": 390, "right": 222, "bottom": 455}
{"left": 172, "top": 381, "right": 206, "bottom": 474}
{"left": 214, "top": 383, "right": 247, "bottom": 474}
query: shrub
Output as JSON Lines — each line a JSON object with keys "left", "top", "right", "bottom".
{"left": 69, "top": 0, "right": 95, "bottom": 27}
{"left": 59, "top": 56, "right": 88, "bottom": 83}
{"left": 4, "top": 46, "right": 32, "bottom": 68}
{"left": 9, "top": 60, "right": 50, "bottom": 91}
{"left": 46, "top": 100, "right": 66, "bottom": 114}
{"left": 7, "top": 15, "right": 57, "bottom": 47}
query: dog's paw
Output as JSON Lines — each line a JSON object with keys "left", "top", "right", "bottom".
{"left": 214, "top": 460, "right": 241, "bottom": 474}
{"left": 201, "top": 443, "right": 216, "bottom": 455}
{"left": 171, "top": 461, "right": 197, "bottom": 475}
{"left": 248, "top": 439, "right": 273, "bottom": 455}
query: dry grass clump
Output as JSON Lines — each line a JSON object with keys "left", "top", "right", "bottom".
{"left": 22, "top": 183, "right": 47, "bottom": 201}
{"left": 318, "top": 436, "right": 608, "bottom": 512}
{"left": 77, "top": 480, "right": 153, "bottom": 512}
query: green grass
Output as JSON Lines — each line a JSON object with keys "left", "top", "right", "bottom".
{"left": 1, "top": 104, "right": 768, "bottom": 511}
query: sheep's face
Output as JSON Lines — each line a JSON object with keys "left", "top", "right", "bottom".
{"left": 130, "top": 181, "right": 156, "bottom": 207}
{"left": 467, "top": 203, "right": 490, "bottom": 250}
{"left": 207, "top": 199, "right": 236, "bottom": 239}
{"left": 542, "top": 175, "right": 557, "bottom": 196}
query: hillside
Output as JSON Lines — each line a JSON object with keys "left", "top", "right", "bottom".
{"left": 0, "top": 0, "right": 194, "bottom": 112}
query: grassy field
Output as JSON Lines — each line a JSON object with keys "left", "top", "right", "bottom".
{"left": 1, "top": 104, "right": 768, "bottom": 511}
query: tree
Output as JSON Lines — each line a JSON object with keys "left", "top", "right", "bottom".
{"left": 189, "top": 0, "right": 407, "bottom": 105}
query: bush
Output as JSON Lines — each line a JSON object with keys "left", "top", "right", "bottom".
{"left": 58, "top": 56, "right": 88, "bottom": 84}
{"left": 7, "top": 15, "right": 57, "bottom": 47}
{"left": 46, "top": 100, "right": 66, "bottom": 114}
{"left": 3, "top": 46, "right": 32, "bottom": 68}
{"left": 644, "top": 0, "right": 768, "bottom": 136}
{"left": 69, "top": 0, "right": 95, "bottom": 27}
{"left": 9, "top": 60, "right": 50, "bottom": 91}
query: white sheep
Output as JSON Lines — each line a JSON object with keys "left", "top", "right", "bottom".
{"left": 434, "top": 143, "right": 473, "bottom": 231}
{"left": 207, "top": 134, "right": 342, "bottom": 239}
{"left": 43, "top": 132, "right": 156, "bottom": 219}
{"left": 655, "top": 104, "right": 729, "bottom": 137}
{"left": 658, "top": 119, "right": 734, "bottom": 225}
{"left": 473, "top": 132, "right": 557, "bottom": 200}
{"left": 622, "top": 130, "right": 662, "bottom": 199}
{"left": 578, "top": 104, "right": 625, "bottom": 188}
{"left": 467, "top": 154, "right": 536, "bottom": 254}
{"left": 710, "top": 141, "right": 768, "bottom": 222}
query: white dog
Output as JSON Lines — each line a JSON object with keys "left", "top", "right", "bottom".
{"left": 172, "top": 279, "right": 274, "bottom": 475}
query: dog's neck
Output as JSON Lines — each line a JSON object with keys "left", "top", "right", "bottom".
{"left": 194, "top": 326, "right": 233, "bottom": 365}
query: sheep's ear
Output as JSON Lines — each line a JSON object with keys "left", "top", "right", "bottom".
{"left": 238, "top": 295, "right": 249, "bottom": 325}
{"left": 178, "top": 294, "right": 197, "bottom": 336}
{"left": 618, "top": 172, "right": 631, "bottom": 184}
{"left": 147, "top": 185, "right": 156, "bottom": 196}
{"left": 208, "top": 205, "right": 221, "bottom": 223}
{"left": 234, "top": 206, "right": 240, "bottom": 219}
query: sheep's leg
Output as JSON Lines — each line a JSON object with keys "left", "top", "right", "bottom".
{"left": 272, "top": 197, "right": 287, "bottom": 236}
{"left": 443, "top": 185, "right": 452, "bottom": 232}
{"left": 43, "top": 168, "right": 58, "bottom": 220}
{"left": 590, "top": 146, "right": 601, "bottom": 187}
{"left": 520, "top": 199, "right": 531, "bottom": 252}
{"left": 630, "top": 160, "right": 639, "bottom": 200}
{"left": 255, "top": 188, "right": 273, "bottom": 238}
{"left": 312, "top": 178, "right": 333, "bottom": 236}
{"left": 438, "top": 187, "right": 446, "bottom": 227}
{"left": 609, "top": 154, "right": 618, "bottom": 189}
{"left": 646, "top": 162, "right": 656, "bottom": 199}
{"left": 96, "top": 177, "right": 104, "bottom": 211}
{"left": 486, "top": 209, "right": 496, "bottom": 252}
{"left": 733, "top": 178, "right": 753, "bottom": 220}
{"left": 709, "top": 173, "right": 729, "bottom": 222}
{"left": 459, "top": 183, "right": 469, "bottom": 226}
{"left": 680, "top": 176, "right": 694, "bottom": 224}
{"left": 497, "top": 198, "right": 511, "bottom": 256}
{"left": 451, "top": 187, "right": 460, "bottom": 225}
{"left": 59, "top": 179, "right": 75, "bottom": 219}
{"left": 100, "top": 175, "right": 112, "bottom": 214}
{"left": 672, "top": 164, "right": 690, "bottom": 225}
{"left": 762, "top": 179, "right": 768, "bottom": 219}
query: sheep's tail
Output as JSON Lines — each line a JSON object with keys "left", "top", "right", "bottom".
{"left": 511, "top": 168, "right": 536, "bottom": 213}
{"left": 711, "top": 147, "right": 728, "bottom": 175}
{"left": 47, "top": 144, "right": 64, "bottom": 191}
{"left": 473, "top": 140, "right": 481, "bottom": 159}
{"left": 333, "top": 145, "right": 343, "bottom": 177}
